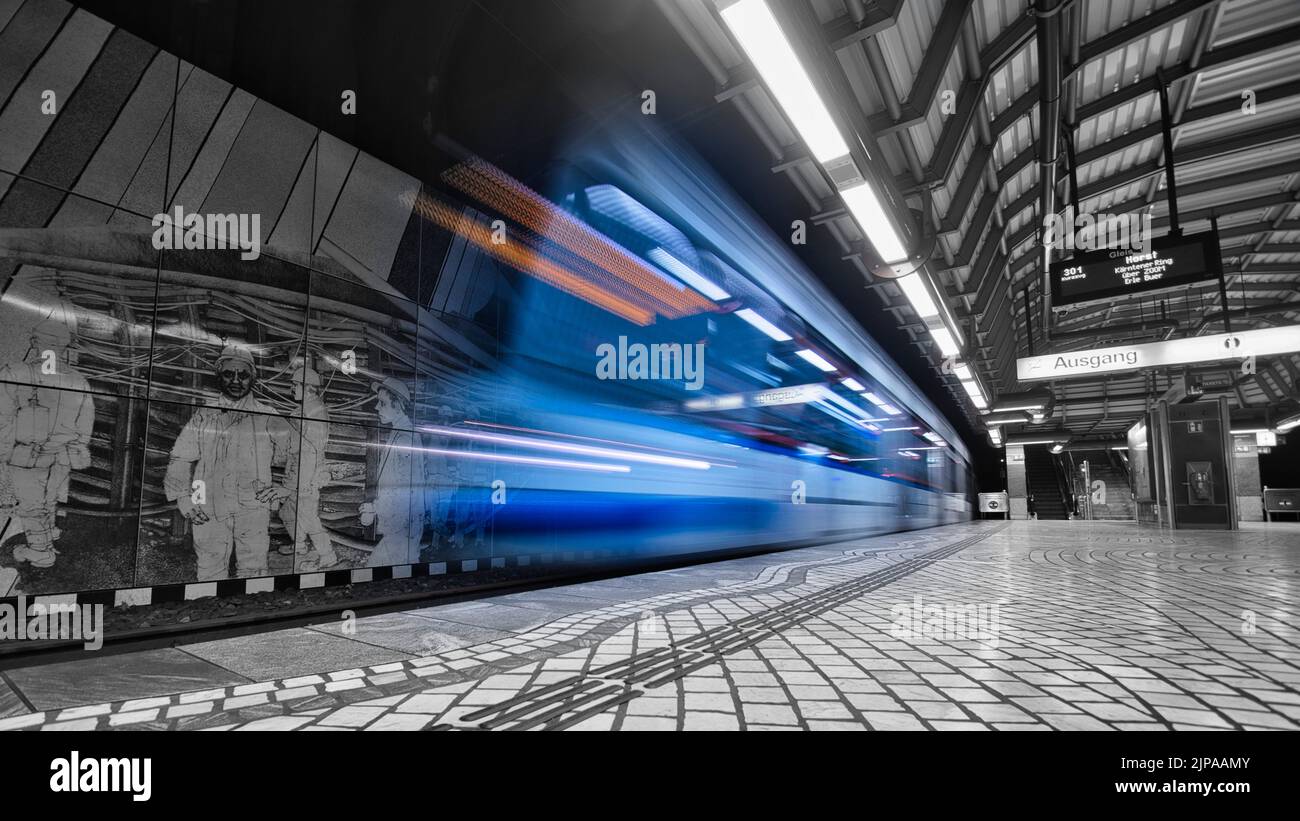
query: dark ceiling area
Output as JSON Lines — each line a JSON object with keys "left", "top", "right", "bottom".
{"left": 76, "top": 0, "right": 992, "bottom": 476}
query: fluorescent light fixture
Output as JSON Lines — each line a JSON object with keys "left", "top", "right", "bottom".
{"left": 647, "top": 248, "right": 730, "bottom": 301}
{"left": 1277, "top": 413, "right": 1300, "bottom": 432}
{"left": 796, "top": 348, "right": 837, "bottom": 372}
{"left": 882, "top": 426, "right": 920, "bottom": 432}
{"left": 989, "top": 430, "right": 1003, "bottom": 445}
{"left": 962, "top": 381, "right": 989, "bottom": 410}
{"left": 719, "top": 0, "right": 850, "bottom": 163}
{"left": 1010, "top": 439, "right": 1065, "bottom": 446}
{"left": 841, "top": 377, "right": 866, "bottom": 391}
{"left": 1110, "top": 445, "right": 1129, "bottom": 450}
{"left": 863, "top": 422, "right": 882, "bottom": 432}
{"left": 923, "top": 432, "right": 944, "bottom": 445}
{"left": 896, "top": 273, "right": 939, "bottom": 318}
{"left": 840, "top": 182, "right": 909, "bottom": 263}
{"left": 954, "top": 364, "right": 973, "bottom": 381}
{"left": 734, "top": 308, "right": 792, "bottom": 342}
{"left": 879, "top": 403, "right": 902, "bottom": 416}
{"left": 1230, "top": 428, "right": 1269, "bottom": 435}
{"left": 929, "top": 326, "right": 961, "bottom": 357}
{"left": 996, "top": 403, "right": 1047, "bottom": 413}
{"left": 1050, "top": 444, "right": 1064, "bottom": 454}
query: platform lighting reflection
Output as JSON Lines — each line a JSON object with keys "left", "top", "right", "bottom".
{"left": 464, "top": 420, "right": 732, "bottom": 465}
{"left": 435, "top": 159, "right": 717, "bottom": 321}
{"left": 374, "top": 443, "right": 630, "bottom": 473}
{"left": 821, "top": 390, "right": 872, "bottom": 420}
{"left": 647, "top": 247, "right": 731, "bottom": 301}
{"left": 419, "top": 424, "right": 712, "bottom": 470}
{"left": 719, "top": 0, "right": 849, "bottom": 164}
{"left": 405, "top": 190, "right": 655, "bottom": 325}
{"left": 861, "top": 391, "right": 903, "bottom": 416}
{"left": 734, "top": 308, "right": 793, "bottom": 341}
{"left": 795, "top": 348, "right": 837, "bottom": 372}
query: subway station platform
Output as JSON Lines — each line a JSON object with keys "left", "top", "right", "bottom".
{"left": 2, "top": 519, "right": 1298, "bottom": 732}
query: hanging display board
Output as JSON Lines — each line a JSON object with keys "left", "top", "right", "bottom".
{"left": 1050, "top": 230, "right": 1220, "bottom": 308}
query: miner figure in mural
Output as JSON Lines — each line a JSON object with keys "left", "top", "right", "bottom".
{"left": 279, "top": 360, "right": 337, "bottom": 572}
{"left": 164, "top": 344, "right": 292, "bottom": 581}
{"left": 0, "top": 317, "right": 95, "bottom": 569}
{"left": 362, "top": 377, "right": 425, "bottom": 568}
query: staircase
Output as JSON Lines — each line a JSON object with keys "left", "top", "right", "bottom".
{"left": 1075, "top": 451, "right": 1134, "bottom": 521}
{"left": 1024, "top": 445, "right": 1070, "bottom": 520}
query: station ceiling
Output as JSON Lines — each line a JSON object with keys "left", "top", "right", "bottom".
{"left": 660, "top": 0, "right": 1300, "bottom": 442}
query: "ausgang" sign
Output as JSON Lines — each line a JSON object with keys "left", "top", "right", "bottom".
{"left": 1016, "top": 326, "right": 1300, "bottom": 382}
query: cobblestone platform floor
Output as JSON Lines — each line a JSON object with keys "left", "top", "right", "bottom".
{"left": 2, "top": 520, "right": 1298, "bottom": 731}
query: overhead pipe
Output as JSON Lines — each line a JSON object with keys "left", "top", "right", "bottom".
{"left": 1035, "top": 0, "right": 1064, "bottom": 343}
{"left": 861, "top": 36, "right": 926, "bottom": 184}
{"left": 1194, "top": 301, "right": 1300, "bottom": 335}
{"left": 1048, "top": 318, "right": 1180, "bottom": 343}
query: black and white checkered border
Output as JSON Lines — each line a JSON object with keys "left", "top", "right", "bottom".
{"left": 0, "top": 549, "right": 619, "bottom": 611}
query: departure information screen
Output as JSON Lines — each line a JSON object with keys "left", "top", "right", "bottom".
{"left": 1050, "top": 231, "right": 1220, "bottom": 307}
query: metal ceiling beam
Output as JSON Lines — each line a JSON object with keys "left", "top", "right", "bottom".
{"left": 823, "top": 0, "right": 903, "bottom": 50}
{"left": 1075, "top": 23, "right": 1300, "bottom": 125}
{"left": 867, "top": 0, "right": 974, "bottom": 136}
{"left": 933, "top": 41, "right": 1300, "bottom": 293}
{"left": 1076, "top": 0, "right": 1221, "bottom": 66}
{"left": 1075, "top": 120, "right": 1300, "bottom": 203}
{"left": 924, "top": 3, "right": 1283, "bottom": 221}
{"left": 1075, "top": 80, "right": 1300, "bottom": 168}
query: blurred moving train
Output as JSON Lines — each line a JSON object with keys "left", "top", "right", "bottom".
{"left": 423, "top": 122, "right": 974, "bottom": 565}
